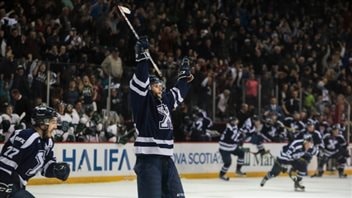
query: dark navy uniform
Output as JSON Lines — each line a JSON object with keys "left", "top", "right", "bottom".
{"left": 130, "top": 38, "right": 192, "bottom": 198}
{"left": 240, "top": 116, "right": 266, "bottom": 154}
{"left": 295, "top": 120, "right": 323, "bottom": 164}
{"left": 0, "top": 129, "right": 56, "bottom": 186}
{"left": 283, "top": 115, "right": 305, "bottom": 142}
{"left": 260, "top": 137, "right": 317, "bottom": 191}
{"left": 190, "top": 110, "right": 212, "bottom": 141}
{"left": 130, "top": 59, "right": 190, "bottom": 157}
{"left": 0, "top": 105, "right": 70, "bottom": 198}
{"left": 219, "top": 118, "right": 245, "bottom": 180}
{"left": 313, "top": 125, "right": 349, "bottom": 177}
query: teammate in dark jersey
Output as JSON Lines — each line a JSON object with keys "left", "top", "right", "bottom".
{"left": 219, "top": 117, "right": 246, "bottom": 181}
{"left": 130, "top": 37, "right": 193, "bottom": 198}
{"left": 0, "top": 105, "right": 70, "bottom": 198}
{"left": 240, "top": 115, "right": 267, "bottom": 155}
{"left": 260, "top": 135, "right": 317, "bottom": 191}
{"left": 295, "top": 119, "right": 323, "bottom": 165}
{"left": 311, "top": 124, "right": 349, "bottom": 178}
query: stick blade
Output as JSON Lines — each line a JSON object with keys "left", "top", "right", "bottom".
{"left": 118, "top": 5, "right": 131, "bottom": 14}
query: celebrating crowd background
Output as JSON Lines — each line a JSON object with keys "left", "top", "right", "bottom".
{"left": 0, "top": 0, "right": 351, "bottom": 143}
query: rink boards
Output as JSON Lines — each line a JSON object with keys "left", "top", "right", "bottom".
{"left": 0, "top": 142, "right": 351, "bottom": 185}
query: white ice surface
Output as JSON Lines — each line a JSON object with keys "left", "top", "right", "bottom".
{"left": 27, "top": 176, "right": 352, "bottom": 198}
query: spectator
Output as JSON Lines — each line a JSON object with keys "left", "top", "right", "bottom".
{"left": 237, "top": 103, "right": 250, "bottom": 128}
{"left": 100, "top": 47, "right": 123, "bottom": 83}
{"left": 1, "top": 102, "right": 22, "bottom": 134}
{"left": 11, "top": 64, "right": 30, "bottom": 98}
{"left": 6, "top": 27, "right": 24, "bottom": 59}
{"left": 89, "top": 74, "right": 103, "bottom": 110}
{"left": 78, "top": 75, "right": 96, "bottom": 111}
{"left": 0, "top": 74, "right": 10, "bottom": 104}
{"left": 10, "top": 89, "right": 32, "bottom": 126}
{"left": 0, "top": 29, "right": 7, "bottom": 58}
{"left": 62, "top": 79, "right": 80, "bottom": 106}
{"left": 31, "top": 61, "right": 48, "bottom": 101}
{"left": 25, "top": 30, "right": 44, "bottom": 60}
{"left": 109, "top": 87, "right": 123, "bottom": 116}
{"left": 264, "top": 97, "right": 284, "bottom": 120}
{"left": 303, "top": 87, "right": 316, "bottom": 114}
{"left": 282, "top": 90, "right": 300, "bottom": 117}
{"left": 245, "top": 71, "right": 258, "bottom": 110}
{"left": 217, "top": 89, "right": 230, "bottom": 120}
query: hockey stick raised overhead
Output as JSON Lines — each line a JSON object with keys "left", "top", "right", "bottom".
{"left": 117, "top": 5, "right": 163, "bottom": 78}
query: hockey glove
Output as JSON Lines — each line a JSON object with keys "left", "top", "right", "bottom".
{"left": 117, "top": 128, "right": 136, "bottom": 145}
{"left": 258, "top": 148, "right": 268, "bottom": 156}
{"left": 296, "top": 156, "right": 309, "bottom": 166}
{"left": 301, "top": 152, "right": 312, "bottom": 163}
{"left": 135, "top": 36, "right": 149, "bottom": 62}
{"left": 53, "top": 162, "right": 70, "bottom": 181}
{"left": 178, "top": 57, "right": 194, "bottom": 82}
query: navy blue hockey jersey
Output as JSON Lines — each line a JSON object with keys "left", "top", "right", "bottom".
{"left": 295, "top": 130, "right": 323, "bottom": 149}
{"left": 323, "top": 133, "right": 347, "bottom": 157}
{"left": 219, "top": 123, "right": 243, "bottom": 151}
{"left": 278, "top": 139, "right": 318, "bottom": 162}
{"left": 129, "top": 60, "right": 191, "bottom": 156}
{"left": 0, "top": 129, "right": 56, "bottom": 186}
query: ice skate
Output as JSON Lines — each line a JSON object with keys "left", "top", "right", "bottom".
{"left": 311, "top": 170, "right": 323, "bottom": 178}
{"left": 219, "top": 173, "right": 229, "bottom": 181}
{"left": 293, "top": 177, "right": 305, "bottom": 192}
{"left": 219, "top": 175, "right": 230, "bottom": 181}
{"left": 338, "top": 171, "right": 347, "bottom": 178}
{"left": 260, "top": 175, "right": 268, "bottom": 187}
{"left": 235, "top": 170, "right": 246, "bottom": 176}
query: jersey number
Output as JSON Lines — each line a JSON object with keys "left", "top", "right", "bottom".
{"left": 3, "top": 146, "right": 19, "bottom": 158}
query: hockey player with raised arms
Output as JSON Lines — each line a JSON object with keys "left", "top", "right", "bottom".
{"left": 129, "top": 36, "right": 193, "bottom": 198}
{"left": 0, "top": 105, "right": 70, "bottom": 198}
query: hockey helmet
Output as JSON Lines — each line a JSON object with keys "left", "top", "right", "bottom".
{"left": 306, "top": 119, "right": 315, "bottom": 126}
{"left": 149, "top": 75, "right": 163, "bottom": 85}
{"left": 331, "top": 124, "right": 340, "bottom": 134}
{"left": 228, "top": 116, "right": 238, "bottom": 125}
{"left": 252, "top": 115, "right": 260, "bottom": 122}
{"left": 32, "top": 105, "right": 57, "bottom": 126}
{"left": 303, "top": 134, "right": 313, "bottom": 142}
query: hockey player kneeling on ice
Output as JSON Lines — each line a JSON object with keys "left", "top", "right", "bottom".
{"left": 0, "top": 105, "right": 70, "bottom": 198}
{"left": 219, "top": 116, "right": 246, "bottom": 181}
{"left": 260, "top": 135, "right": 316, "bottom": 191}
{"left": 311, "top": 124, "right": 349, "bottom": 178}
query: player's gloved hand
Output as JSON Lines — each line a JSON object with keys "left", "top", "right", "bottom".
{"left": 280, "top": 164, "right": 289, "bottom": 173}
{"left": 318, "top": 147, "right": 325, "bottom": 158}
{"left": 0, "top": 182, "right": 13, "bottom": 197}
{"left": 116, "top": 128, "right": 136, "bottom": 145}
{"left": 178, "top": 57, "right": 194, "bottom": 82}
{"left": 297, "top": 154, "right": 311, "bottom": 165}
{"left": 341, "top": 148, "right": 350, "bottom": 157}
{"left": 302, "top": 152, "right": 312, "bottom": 162}
{"left": 135, "top": 36, "right": 149, "bottom": 62}
{"left": 258, "top": 148, "right": 267, "bottom": 156}
{"left": 53, "top": 162, "right": 70, "bottom": 181}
